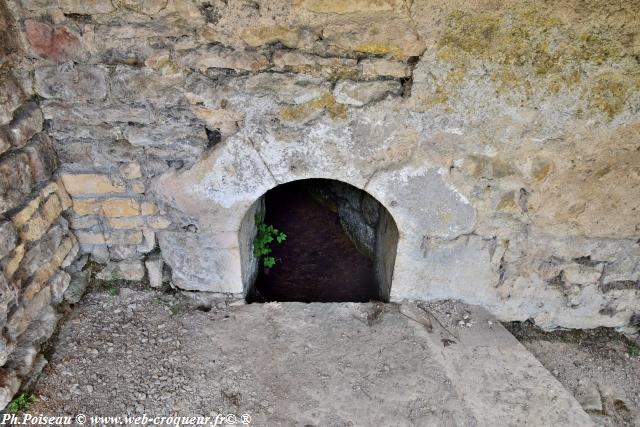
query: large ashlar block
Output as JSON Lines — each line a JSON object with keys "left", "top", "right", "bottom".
{"left": 60, "top": 173, "right": 125, "bottom": 196}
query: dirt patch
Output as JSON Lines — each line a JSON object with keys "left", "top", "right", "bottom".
{"left": 505, "top": 321, "right": 640, "bottom": 426}
{"left": 251, "top": 181, "right": 376, "bottom": 303}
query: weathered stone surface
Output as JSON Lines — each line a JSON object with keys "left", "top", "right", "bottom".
{"left": 177, "top": 45, "right": 269, "bottom": 72}
{"left": 145, "top": 255, "right": 163, "bottom": 288}
{"left": 58, "top": 0, "right": 115, "bottom": 14}
{"left": 333, "top": 80, "right": 402, "bottom": 106}
{"left": 23, "top": 133, "right": 58, "bottom": 183}
{"left": 60, "top": 173, "right": 125, "bottom": 196}
{"left": 0, "top": 152, "right": 32, "bottom": 214}
{"left": 0, "top": 70, "right": 26, "bottom": 125}
{"left": 49, "top": 270, "right": 71, "bottom": 304}
{"left": 4, "top": 102, "right": 43, "bottom": 148}
{"left": 101, "top": 198, "right": 140, "bottom": 217}
{"left": 158, "top": 231, "right": 241, "bottom": 292}
{"left": 24, "top": 19, "right": 81, "bottom": 62}
{"left": 0, "top": 220, "right": 17, "bottom": 260}
{"left": 35, "top": 65, "right": 108, "bottom": 100}
{"left": 96, "top": 260, "right": 145, "bottom": 282}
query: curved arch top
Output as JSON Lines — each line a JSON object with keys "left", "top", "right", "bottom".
{"left": 152, "top": 135, "right": 482, "bottom": 302}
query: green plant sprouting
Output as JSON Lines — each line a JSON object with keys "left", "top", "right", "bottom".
{"left": 253, "top": 215, "right": 287, "bottom": 268}
{"left": 8, "top": 393, "right": 36, "bottom": 413}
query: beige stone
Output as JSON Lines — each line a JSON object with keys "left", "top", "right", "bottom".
{"left": 108, "top": 216, "right": 145, "bottom": 229}
{"left": 55, "top": 179, "right": 73, "bottom": 210}
{"left": 75, "top": 230, "right": 106, "bottom": 245}
{"left": 11, "top": 195, "right": 42, "bottom": 227}
{"left": 106, "top": 230, "right": 144, "bottom": 245}
{"left": 20, "top": 194, "right": 62, "bottom": 242}
{"left": 140, "top": 202, "right": 159, "bottom": 215}
{"left": 72, "top": 199, "right": 100, "bottom": 216}
{"left": 101, "top": 198, "right": 140, "bottom": 217}
{"left": 130, "top": 181, "right": 146, "bottom": 193}
{"left": 27, "top": 237, "right": 74, "bottom": 298}
{"left": 119, "top": 162, "right": 142, "bottom": 179}
{"left": 61, "top": 173, "right": 125, "bottom": 196}
{"left": 147, "top": 216, "right": 171, "bottom": 229}
{"left": 4, "top": 243, "right": 25, "bottom": 279}
{"left": 359, "top": 59, "right": 411, "bottom": 79}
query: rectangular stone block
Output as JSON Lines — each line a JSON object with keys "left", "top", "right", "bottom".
{"left": 19, "top": 194, "right": 62, "bottom": 242}
{"left": 101, "top": 198, "right": 140, "bottom": 217}
{"left": 0, "top": 151, "right": 32, "bottom": 214}
{"left": 72, "top": 198, "right": 100, "bottom": 216}
{"left": 23, "top": 133, "right": 59, "bottom": 183}
{"left": 60, "top": 173, "right": 125, "bottom": 196}
{"left": 74, "top": 230, "right": 106, "bottom": 245}
{"left": 5, "top": 102, "right": 43, "bottom": 148}
{"left": 107, "top": 216, "right": 144, "bottom": 229}
{"left": 105, "top": 230, "right": 143, "bottom": 245}
{"left": 35, "top": 65, "right": 108, "bottom": 100}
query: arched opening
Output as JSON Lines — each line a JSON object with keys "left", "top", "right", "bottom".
{"left": 240, "top": 179, "right": 399, "bottom": 303}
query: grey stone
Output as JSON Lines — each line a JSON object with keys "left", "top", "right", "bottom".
{"left": 23, "top": 132, "right": 59, "bottom": 183}
{"left": 96, "top": 260, "right": 145, "bottom": 282}
{"left": 5, "top": 102, "right": 43, "bottom": 148}
{"left": 145, "top": 255, "right": 163, "bottom": 288}
{"left": 0, "top": 220, "right": 17, "bottom": 259}
{"left": 333, "top": 80, "right": 402, "bottom": 106}
{"left": 49, "top": 270, "right": 71, "bottom": 304}
{"left": 64, "top": 270, "right": 90, "bottom": 304}
{"left": 158, "top": 231, "right": 241, "bottom": 292}
{"left": 0, "top": 151, "right": 32, "bottom": 215}
{"left": 0, "top": 70, "right": 26, "bottom": 125}
{"left": 35, "top": 65, "right": 108, "bottom": 100}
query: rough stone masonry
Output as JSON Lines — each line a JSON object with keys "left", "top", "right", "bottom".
{"left": 0, "top": 0, "right": 639, "bottom": 408}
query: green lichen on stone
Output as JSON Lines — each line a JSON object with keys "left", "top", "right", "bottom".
{"left": 435, "top": 4, "right": 639, "bottom": 117}
{"left": 279, "top": 93, "right": 347, "bottom": 122}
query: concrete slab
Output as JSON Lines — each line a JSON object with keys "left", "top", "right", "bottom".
{"left": 29, "top": 289, "right": 592, "bottom": 426}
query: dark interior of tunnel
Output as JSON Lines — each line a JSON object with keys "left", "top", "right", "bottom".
{"left": 246, "top": 179, "right": 397, "bottom": 303}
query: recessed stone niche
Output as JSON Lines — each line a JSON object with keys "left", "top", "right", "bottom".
{"left": 242, "top": 179, "right": 399, "bottom": 303}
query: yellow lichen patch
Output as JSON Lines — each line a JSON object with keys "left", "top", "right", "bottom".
{"left": 353, "top": 42, "right": 404, "bottom": 59}
{"left": 496, "top": 191, "right": 518, "bottom": 211}
{"left": 531, "top": 159, "right": 554, "bottom": 182}
{"left": 279, "top": 93, "right": 347, "bottom": 122}
{"left": 587, "top": 72, "right": 632, "bottom": 118}
{"left": 240, "top": 25, "right": 308, "bottom": 48}
{"left": 439, "top": 10, "right": 501, "bottom": 56}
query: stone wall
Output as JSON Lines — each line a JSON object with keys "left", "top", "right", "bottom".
{"left": 0, "top": 4, "right": 78, "bottom": 405}
{"left": 0, "top": 0, "right": 638, "bottom": 332}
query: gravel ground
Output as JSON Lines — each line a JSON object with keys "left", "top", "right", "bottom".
{"left": 506, "top": 322, "right": 640, "bottom": 426}
{"left": 19, "top": 285, "right": 593, "bottom": 426}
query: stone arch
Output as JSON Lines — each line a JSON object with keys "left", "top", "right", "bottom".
{"left": 239, "top": 177, "right": 400, "bottom": 302}
{"left": 153, "top": 136, "right": 478, "bottom": 302}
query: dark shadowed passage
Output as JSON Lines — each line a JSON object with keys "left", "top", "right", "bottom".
{"left": 249, "top": 180, "right": 377, "bottom": 303}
